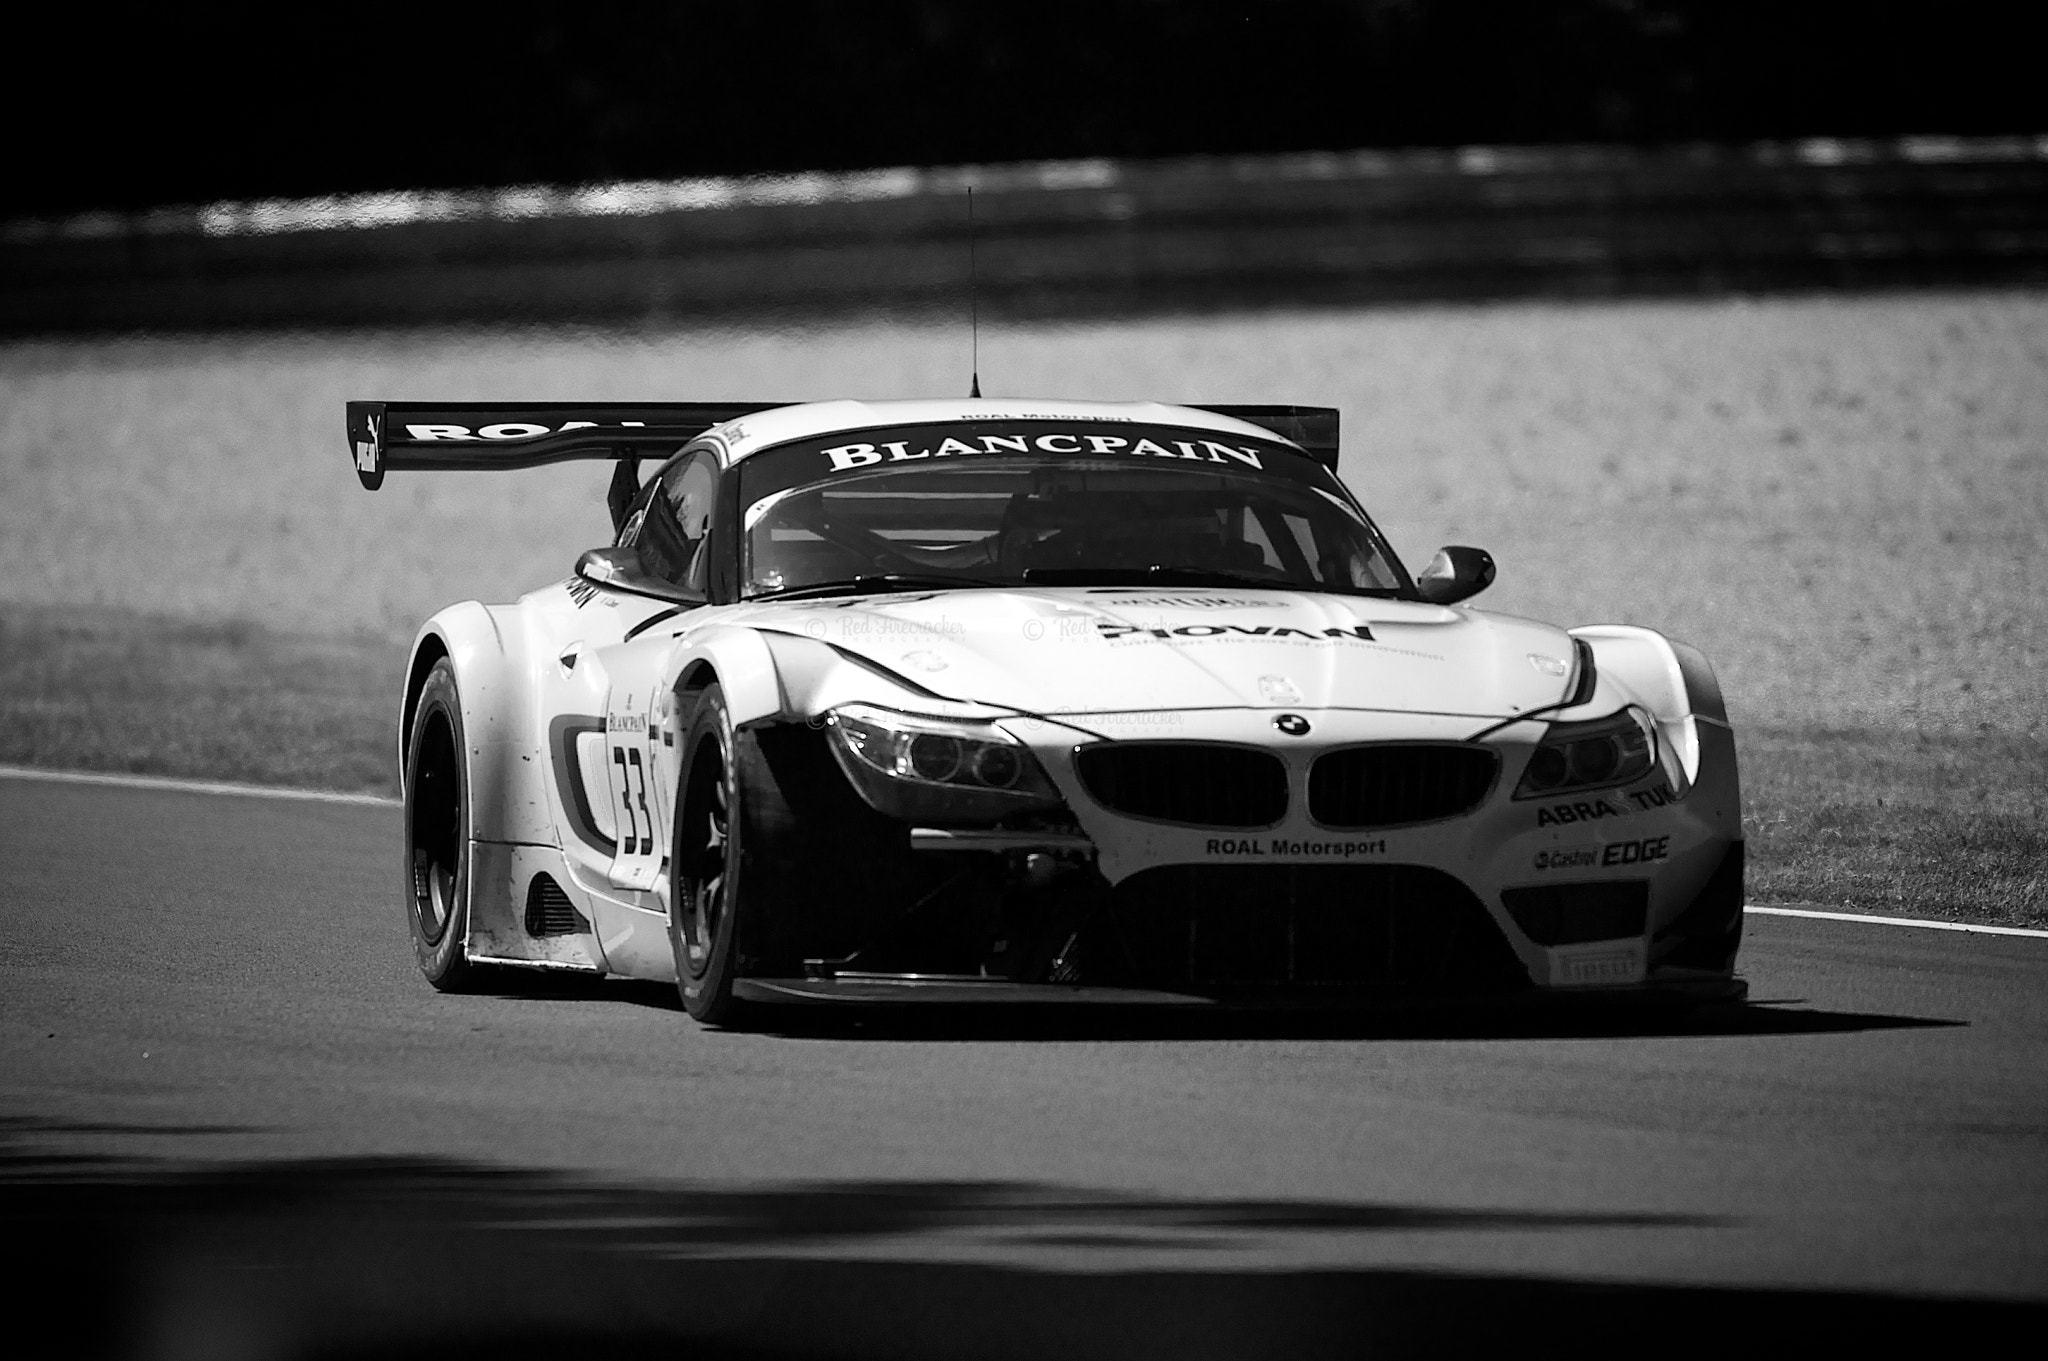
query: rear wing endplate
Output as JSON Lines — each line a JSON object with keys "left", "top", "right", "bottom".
{"left": 1196, "top": 405, "right": 1339, "bottom": 469}
{"left": 345, "top": 401, "right": 784, "bottom": 490}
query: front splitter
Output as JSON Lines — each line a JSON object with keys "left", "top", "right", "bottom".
{"left": 735, "top": 977, "right": 1215, "bottom": 1006}
{"left": 733, "top": 974, "right": 1747, "bottom": 1009}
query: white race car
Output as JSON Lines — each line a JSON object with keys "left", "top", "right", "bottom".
{"left": 349, "top": 397, "right": 1745, "bottom": 1026}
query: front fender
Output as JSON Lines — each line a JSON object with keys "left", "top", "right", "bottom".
{"left": 663, "top": 624, "right": 787, "bottom": 727}
{"left": 651, "top": 625, "right": 945, "bottom": 837}
{"left": 663, "top": 622, "right": 975, "bottom": 732}
{"left": 1571, "top": 623, "right": 1740, "bottom": 834}
{"left": 1569, "top": 624, "right": 1727, "bottom": 725}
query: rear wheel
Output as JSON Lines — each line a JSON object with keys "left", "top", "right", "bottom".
{"left": 405, "top": 659, "right": 478, "bottom": 991}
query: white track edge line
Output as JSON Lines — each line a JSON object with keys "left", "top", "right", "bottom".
{"left": 0, "top": 765, "right": 397, "bottom": 807}
{"left": 3, "top": 765, "right": 2041, "bottom": 937}
{"left": 1745, "top": 905, "right": 2048, "bottom": 939}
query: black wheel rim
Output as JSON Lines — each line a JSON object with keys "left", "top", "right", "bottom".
{"left": 680, "top": 740, "right": 730, "bottom": 975}
{"left": 409, "top": 709, "right": 462, "bottom": 946}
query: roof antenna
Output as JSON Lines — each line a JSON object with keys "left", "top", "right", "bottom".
{"left": 967, "top": 185, "right": 981, "bottom": 399}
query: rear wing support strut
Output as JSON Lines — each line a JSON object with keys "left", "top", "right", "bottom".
{"left": 1195, "top": 405, "right": 1339, "bottom": 470}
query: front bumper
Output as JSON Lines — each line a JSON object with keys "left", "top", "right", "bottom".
{"left": 983, "top": 707, "right": 1743, "bottom": 995}
{"left": 748, "top": 705, "right": 1744, "bottom": 1004}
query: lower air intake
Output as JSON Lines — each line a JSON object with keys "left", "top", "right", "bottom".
{"left": 1500, "top": 881, "right": 1649, "bottom": 946}
{"left": 1091, "top": 864, "right": 1528, "bottom": 990}
{"left": 525, "top": 874, "right": 588, "bottom": 937}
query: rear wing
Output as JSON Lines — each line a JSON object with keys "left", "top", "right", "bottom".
{"left": 346, "top": 400, "right": 1341, "bottom": 490}
{"left": 1195, "top": 406, "right": 1339, "bottom": 470}
{"left": 345, "top": 401, "right": 784, "bottom": 490}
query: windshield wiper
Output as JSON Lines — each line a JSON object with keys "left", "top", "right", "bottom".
{"left": 1141, "top": 566, "right": 1296, "bottom": 589}
{"left": 750, "top": 573, "right": 1007, "bottom": 601}
{"left": 1024, "top": 565, "right": 1290, "bottom": 589}
{"left": 1024, "top": 565, "right": 1401, "bottom": 595}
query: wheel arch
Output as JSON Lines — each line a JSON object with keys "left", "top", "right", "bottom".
{"left": 1571, "top": 623, "right": 1740, "bottom": 822}
{"left": 674, "top": 656, "right": 719, "bottom": 707}
{"left": 661, "top": 625, "right": 968, "bottom": 736}
{"left": 399, "top": 633, "right": 452, "bottom": 793}
{"left": 1568, "top": 624, "right": 1727, "bottom": 724}
{"left": 660, "top": 626, "right": 787, "bottom": 729}
{"left": 402, "top": 602, "right": 556, "bottom": 846}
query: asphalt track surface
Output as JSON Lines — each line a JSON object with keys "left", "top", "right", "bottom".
{"left": 4, "top": 775, "right": 2046, "bottom": 1357}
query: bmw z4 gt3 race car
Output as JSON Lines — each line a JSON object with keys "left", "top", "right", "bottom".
{"left": 348, "top": 397, "right": 1745, "bottom": 1025}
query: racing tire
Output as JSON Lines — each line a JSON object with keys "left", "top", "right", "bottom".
{"left": 669, "top": 683, "right": 802, "bottom": 1028}
{"left": 404, "top": 659, "right": 481, "bottom": 992}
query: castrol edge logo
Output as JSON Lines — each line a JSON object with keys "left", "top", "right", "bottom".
{"left": 402, "top": 421, "right": 641, "bottom": 440}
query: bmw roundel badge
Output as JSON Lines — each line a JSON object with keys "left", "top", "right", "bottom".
{"left": 1273, "top": 713, "right": 1311, "bottom": 736}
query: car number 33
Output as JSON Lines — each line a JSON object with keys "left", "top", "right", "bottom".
{"left": 607, "top": 727, "right": 663, "bottom": 891}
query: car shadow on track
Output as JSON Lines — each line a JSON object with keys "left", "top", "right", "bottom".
{"left": 0, "top": 1127, "right": 2036, "bottom": 1361}
{"left": 747, "top": 1001, "right": 1964, "bottom": 1043}
{"left": 533, "top": 979, "right": 1962, "bottom": 1043}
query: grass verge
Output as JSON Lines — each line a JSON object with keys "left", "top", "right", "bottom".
{"left": 3, "top": 601, "right": 2040, "bottom": 929}
{"left": 0, "top": 603, "right": 401, "bottom": 796}
{"left": 1741, "top": 726, "right": 2045, "bottom": 928}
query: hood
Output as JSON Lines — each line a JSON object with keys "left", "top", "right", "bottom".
{"left": 737, "top": 587, "right": 1575, "bottom": 719}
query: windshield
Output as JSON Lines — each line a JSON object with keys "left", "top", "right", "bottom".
{"left": 737, "top": 422, "right": 1408, "bottom": 600}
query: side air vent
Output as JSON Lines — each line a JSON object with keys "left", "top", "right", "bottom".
{"left": 525, "top": 874, "right": 589, "bottom": 937}
{"left": 1308, "top": 744, "right": 1499, "bottom": 828}
{"left": 1075, "top": 743, "right": 1288, "bottom": 828}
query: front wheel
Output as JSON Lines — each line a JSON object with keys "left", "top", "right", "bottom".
{"left": 669, "top": 684, "right": 760, "bottom": 1025}
{"left": 668, "top": 684, "right": 907, "bottom": 1026}
{"left": 404, "top": 658, "right": 479, "bottom": 991}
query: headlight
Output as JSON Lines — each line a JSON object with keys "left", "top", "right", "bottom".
{"left": 1513, "top": 708, "right": 1657, "bottom": 799}
{"left": 825, "top": 703, "right": 1062, "bottom": 825}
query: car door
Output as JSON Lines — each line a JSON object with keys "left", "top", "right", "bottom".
{"left": 602, "top": 444, "right": 721, "bottom": 893}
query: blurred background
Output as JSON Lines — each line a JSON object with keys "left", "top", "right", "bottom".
{"left": 6, "top": 0, "right": 2045, "bottom": 329}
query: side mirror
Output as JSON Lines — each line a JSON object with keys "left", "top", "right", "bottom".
{"left": 575, "top": 546, "right": 705, "bottom": 607}
{"left": 1415, "top": 545, "right": 1495, "bottom": 605}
